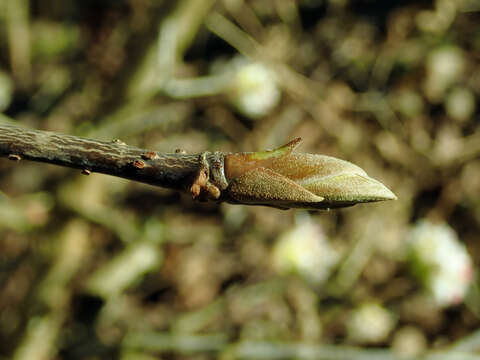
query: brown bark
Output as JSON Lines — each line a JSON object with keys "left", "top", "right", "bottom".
{"left": 0, "top": 124, "right": 228, "bottom": 198}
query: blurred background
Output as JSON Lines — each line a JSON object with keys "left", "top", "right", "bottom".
{"left": 1, "top": 0, "right": 480, "bottom": 359}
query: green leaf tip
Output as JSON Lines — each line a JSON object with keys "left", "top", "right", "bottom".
{"left": 248, "top": 137, "right": 302, "bottom": 161}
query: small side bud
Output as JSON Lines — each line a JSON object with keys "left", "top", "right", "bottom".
{"left": 111, "top": 139, "right": 126, "bottom": 145}
{"left": 8, "top": 154, "right": 21, "bottom": 161}
{"left": 142, "top": 151, "right": 157, "bottom": 160}
{"left": 132, "top": 160, "right": 146, "bottom": 169}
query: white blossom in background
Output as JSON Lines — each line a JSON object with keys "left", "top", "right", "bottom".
{"left": 346, "top": 303, "right": 396, "bottom": 344}
{"left": 226, "top": 57, "right": 281, "bottom": 119}
{"left": 445, "top": 86, "right": 476, "bottom": 123}
{"left": 272, "top": 213, "right": 339, "bottom": 285}
{"left": 406, "top": 220, "right": 473, "bottom": 307}
{"left": 424, "top": 46, "right": 465, "bottom": 102}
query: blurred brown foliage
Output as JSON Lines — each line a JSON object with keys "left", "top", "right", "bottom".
{"left": 1, "top": 0, "right": 480, "bottom": 359}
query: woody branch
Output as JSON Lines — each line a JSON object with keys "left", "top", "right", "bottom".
{"left": 0, "top": 124, "right": 227, "bottom": 200}
{"left": 0, "top": 124, "right": 396, "bottom": 210}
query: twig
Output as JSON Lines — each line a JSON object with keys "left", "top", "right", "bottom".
{"left": 0, "top": 124, "right": 396, "bottom": 210}
{"left": 0, "top": 124, "right": 227, "bottom": 201}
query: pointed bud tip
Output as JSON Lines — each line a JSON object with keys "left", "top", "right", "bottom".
{"left": 374, "top": 182, "right": 397, "bottom": 201}
{"left": 354, "top": 175, "right": 397, "bottom": 203}
{"left": 301, "top": 173, "right": 397, "bottom": 206}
